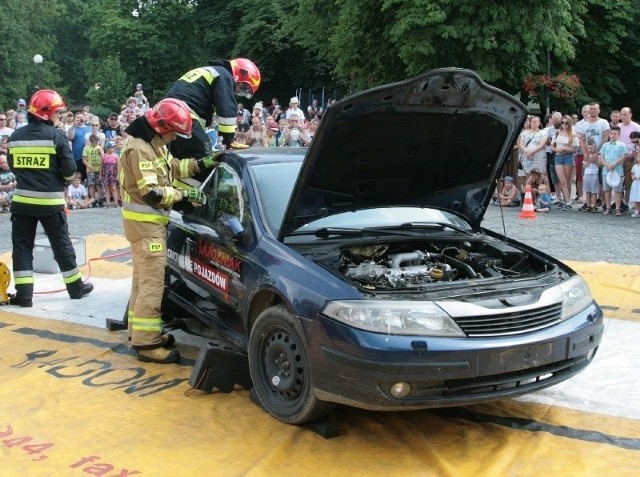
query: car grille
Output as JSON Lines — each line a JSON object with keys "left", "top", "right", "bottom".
{"left": 453, "top": 303, "right": 563, "bottom": 337}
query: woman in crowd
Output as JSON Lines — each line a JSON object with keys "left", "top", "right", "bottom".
{"left": 517, "top": 115, "right": 548, "bottom": 185}
{"left": 551, "top": 114, "right": 579, "bottom": 208}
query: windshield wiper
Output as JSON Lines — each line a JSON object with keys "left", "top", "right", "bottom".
{"left": 310, "top": 227, "right": 418, "bottom": 238}
{"left": 399, "top": 222, "right": 473, "bottom": 236}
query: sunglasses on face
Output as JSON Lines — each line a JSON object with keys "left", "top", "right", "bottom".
{"left": 561, "top": 121, "right": 569, "bottom": 125}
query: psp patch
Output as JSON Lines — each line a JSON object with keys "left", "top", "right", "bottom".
{"left": 14, "top": 154, "right": 49, "bottom": 168}
{"left": 149, "top": 243, "right": 163, "bottom": 252}
{"left": 139, "top": 161, "right": 154, "bottom": 171}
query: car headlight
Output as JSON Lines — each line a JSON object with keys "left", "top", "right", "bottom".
{"left": 559, "top": 275, "right": 593, "bottom": 319}
{"left": 322, "top": 300, "right": 465, "bottom": 336}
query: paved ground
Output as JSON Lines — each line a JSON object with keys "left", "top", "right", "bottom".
{"left": 0, "top": 201, "right": 635, "bottom": 264}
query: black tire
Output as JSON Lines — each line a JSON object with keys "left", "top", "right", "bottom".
{"left": 248, "top": 305, "right": 335, "bottom": 424}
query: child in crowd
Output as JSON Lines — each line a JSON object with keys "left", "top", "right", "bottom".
{"left": 524, "top": 167, "right": 548, "bottom": 204}
{"left": 534, "top": 183, "right": 552, "bottom": 213}
{"left": 498, "top": 176, "right": 521, "bottom": 207}
{"left": 115, "top": 135, "right": 126, "bottom": 157}
{"left": 101, "top": 141, "right": 120, "bottom": 208}
{"left": 124, "top": 97, "right": 139, "bottom": 116}
{"left": 66, "top": 173, "right": 92, "bottom": 209}
{"left": 582, "top": 140, "right": 600, "bottom": 213}
{"left": 598, "top": 126, "right": 627, "bottom": 216}
{"left": 134, "top": 84, "right": 148, "bottom": 113}
{"left": 82, "top": 135, "right": 103, "bottom": 207}
{"left": 630, "top": 149, "right": 640, "bottom": 218}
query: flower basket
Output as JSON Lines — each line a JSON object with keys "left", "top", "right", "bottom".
{"left": 523, "top": 73, "right": 581, "bottom": 101}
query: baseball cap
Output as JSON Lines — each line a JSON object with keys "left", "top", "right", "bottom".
{"left": 504, "top": 176, "right": 514, "bottom": 183}
{"left": 17, "top": 98, "right": 26, "bottom": 106}
{"left": 109, "top": 112, "right": 118, "bottom": 119}
{"left": 105, "top": 141, "right": 115, "bottom": 149}
{"left": 290, "top": 97, "right": 299, "bottom": 104}
{"left": 267, "top": 121, "right": 279, "bottom": 131}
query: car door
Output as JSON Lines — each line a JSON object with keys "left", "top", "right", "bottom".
{"left": 184, "top": 164, "right": 249, "bottom": 334}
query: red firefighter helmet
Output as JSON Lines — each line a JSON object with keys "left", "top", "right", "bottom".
{"left": 230, "top": 58, "right": 261, "bottom": 98}
{"left": 145, "top": 98, "right": 192, "bottom": 138}
{"left": 28, "top": 89, "right": 67, "bottom": 121}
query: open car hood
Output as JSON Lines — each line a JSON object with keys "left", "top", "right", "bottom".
{"left": 279, "top": 68, "right": 527, "bottom": 239}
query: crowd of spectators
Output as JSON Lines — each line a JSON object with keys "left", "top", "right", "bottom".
{"left": 208, "top": 95, "right": 334, "bottom": 149}
{"left": 498, "top": 102, "right": 640, "bottom": 217}
{"left": 14, "top": 89, "right": 640, "bottom": 217}
{"left": 0, "top": 89, "right": 335, "bottom": 212}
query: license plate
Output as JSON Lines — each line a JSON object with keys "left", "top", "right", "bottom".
{"left": 484, "top": 342, "right": 558, "bottom": 372}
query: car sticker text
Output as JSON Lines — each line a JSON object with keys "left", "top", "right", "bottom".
{"left": 191, "top": 258, "right": 229, "bottom": 293}
{"left": 197, "top": 239, "right": 242, "bottom": 274}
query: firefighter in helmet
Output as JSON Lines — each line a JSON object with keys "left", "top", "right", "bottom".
{"left": 164, "top": 57, "right": 261, "bottom": 158}
{"left": 119, "top": 98, "right": 222, "bottom": 363}
{"left": 7, "top": 89, "right": 93, "bottom": 307}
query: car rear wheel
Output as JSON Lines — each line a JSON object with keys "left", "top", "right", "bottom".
{"left": 248, "top": 305, "right": 335, "bottom": 424}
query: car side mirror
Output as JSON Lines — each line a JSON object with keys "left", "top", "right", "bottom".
{"left": 218, "top": 213, "right": 251, "bottom": 245}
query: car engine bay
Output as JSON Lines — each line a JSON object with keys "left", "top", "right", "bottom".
{"left": 311, "top": 239, "right": 554, "bottom": 291}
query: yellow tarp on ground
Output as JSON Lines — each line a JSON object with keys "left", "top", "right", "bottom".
{"left": 0, "top": 313, "right": 638, "bottom": 477}
{"left": 0, "top": 236, "right": 638, "bottom": 476}
{"left": 564, "top": 261, "right": 640, "bottom": 320}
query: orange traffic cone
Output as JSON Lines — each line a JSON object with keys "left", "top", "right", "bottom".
{"left": 519, "top": 185, "right": 536, "bottom": 219}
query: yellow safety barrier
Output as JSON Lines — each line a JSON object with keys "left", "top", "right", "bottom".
{"left": 0, "top": 261, "right": 10, "bottom": 304}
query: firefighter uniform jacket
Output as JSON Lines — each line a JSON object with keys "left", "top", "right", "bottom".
{"left": 119, "top": 133, "right": 200, "bottom": 350}
{"left": 165, "top": 64, "right": 238, "bottom": 143}
{"left": 7, "top": 121, "right": 76, "bottom": 217}
{"left": 119, "top": 135, "right": 200, "bottom": 224}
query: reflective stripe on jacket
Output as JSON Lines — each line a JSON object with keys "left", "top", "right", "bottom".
{"left": 7, "top": 123, "right": 77, "bottom": 216}
{"left": 165, "top": 65, "right": 237, "bottom": 134}
{"left": 119, "top": 136, "right": 199, "bottom": 224}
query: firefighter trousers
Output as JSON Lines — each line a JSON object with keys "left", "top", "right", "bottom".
{"left": 11, "top": 211, "right": 84, "bottom": 299}
{"left": 123, "top": 218, "right": 167, "bottom": 349}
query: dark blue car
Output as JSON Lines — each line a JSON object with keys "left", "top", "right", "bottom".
{"left": 163, "top": 68, "right": 604, "bottom": 425}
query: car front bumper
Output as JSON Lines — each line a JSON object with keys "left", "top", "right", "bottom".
{"left": 307, "top": 302, "right": 604, "bottom": 411}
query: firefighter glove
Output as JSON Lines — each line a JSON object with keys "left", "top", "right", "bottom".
{"left": 197, "top": 151, "right": 224, "bottom": 171}
{"left": 179, "top": 188, "right": 206, "bottom": 206}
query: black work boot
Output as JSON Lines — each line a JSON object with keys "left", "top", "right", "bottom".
{"left": 9, "top": 294, "right": 33, "bottom": 307}
{"left": 69, "top": 283, "right": 94, "bottom": 300}
{"left": 135, "top": 347, "right": 180, "bottom": 364}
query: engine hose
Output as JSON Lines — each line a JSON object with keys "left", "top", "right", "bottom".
{"left": 437, "top": 253, "right": 479, "bottom": 279}
{"left": 33, "top": 249, "right": 132, "bottom": 295}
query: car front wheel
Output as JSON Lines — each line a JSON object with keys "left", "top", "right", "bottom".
{"left": 248, "top": 305, "right": 334, "bottom": 424}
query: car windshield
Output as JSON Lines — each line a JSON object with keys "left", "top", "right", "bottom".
{"left": 251, "top": 161, "right": 302, "bottom": 233}
{"left": 251, "top": 161, "right": 472, "bottom": 235}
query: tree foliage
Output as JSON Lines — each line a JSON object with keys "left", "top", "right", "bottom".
{"left": 3, "top": 0, "right": 640, "bottom": 116}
